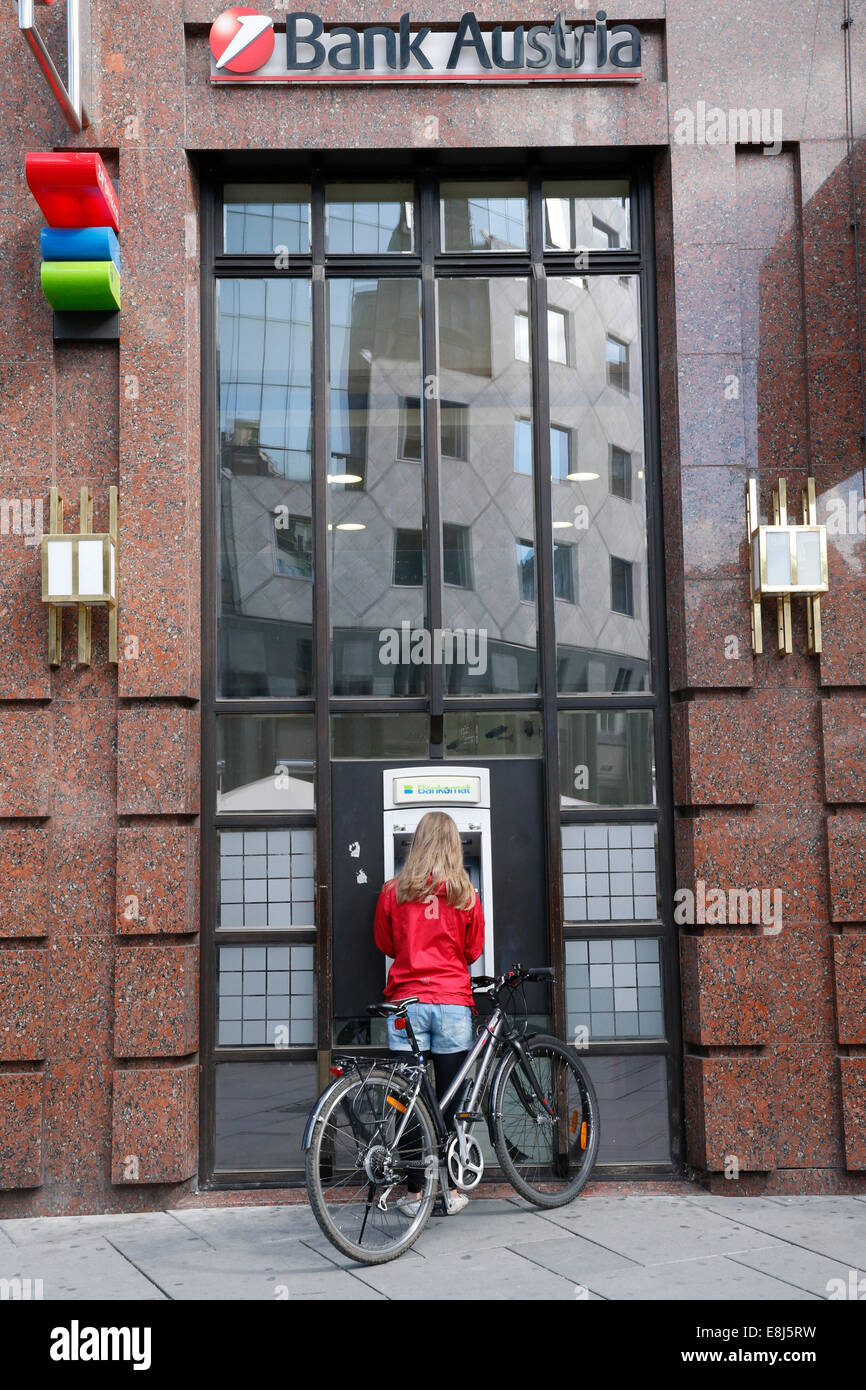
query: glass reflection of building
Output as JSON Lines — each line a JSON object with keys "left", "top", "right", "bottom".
{"left": 217, "top": 182, "right": 649, "bottom": 704}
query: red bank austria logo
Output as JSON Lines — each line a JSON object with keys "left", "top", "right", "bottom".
{"left": 209, "top": 8, "right": 275, "bottom": 73}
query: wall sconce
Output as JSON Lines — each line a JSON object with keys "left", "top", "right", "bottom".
{"left": 745, "top": 477, "right": 828, "bottom": 656}
{"left": 41, "top": 486, "right": 118, "bottom": 666}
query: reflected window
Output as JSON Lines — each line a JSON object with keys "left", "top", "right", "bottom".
{"left": 216, "top": 716, "right": 315, "bottom": 813}
{"left": 325, "top": 184, "right": 414, "bottom": 254}
{"left": 440, "top": 181, "right": 528, "bottom": 251}
{"left": 548, "top": 307, "right": 569, "bottom": 365}
{"left": 610, "top": 446, "right": 632, "bottom": 501}
{"left": 443, "top": 523, "right": 473, "bottom": 588}
{"left": 399, "top": 396, "right": 468, "bottom": 460}
{"left": 517, "top": 539, "right": 577, "bottom": 604}
{"left": 543, "top": 179, "right": 631, "bottom": 251}
{"left": 393, "top": 528, "right": 423, "bottom": 586}
{"left": 606, "top": 335, "right": 630, "bottom": 393}
{"left": 611, "top": 556, "right": 635, "bottom": 616}
{"left": 223, "top": 184, "right": 310, "bottom": 255}
{"left": 558, "top": 710, "right": 655, "bottom": 806}
{"left": 514, "top": 418, "right": 532, "bottom": 475}
{"left": 592, "top": 214, "right": 620, "bottom": 249}
{"left": 274, "top": 514, "right": 312, "bottom": 579}
{"left": 514, "top": 310, "right": 530, "bottom": 362}
{"left": 551, "top": 426, "right": 572, "bottom": 481}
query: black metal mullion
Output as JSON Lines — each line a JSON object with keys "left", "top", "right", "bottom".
{"left": 420, "top": 174, "right": 444, "bottom": 748}
{"left": 310, "top": 176, "right": 333, "bottom": 1089}
{"left": 200, "top": 179, "right": 219, "bottom": 1188}
{"left": 638, "top": 163, "right": 683, "bottom": 1171}
{"left": 528, "top": 175, "right": 565, "bottom": 1043}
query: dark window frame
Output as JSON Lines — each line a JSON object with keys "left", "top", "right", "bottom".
{"left": 200, "top": 156, "right": 681, "bottom": 1188}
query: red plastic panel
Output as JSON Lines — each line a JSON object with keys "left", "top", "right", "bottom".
{"left": 25, "top": 151, "right": 119, "bottom": 232}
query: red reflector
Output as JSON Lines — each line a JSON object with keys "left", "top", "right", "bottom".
{"left": 394, "top": 1018, "right": 406, "bottom": 1030}
{"left": 329, "top": 1065, "right": 343, "bottom": 1077}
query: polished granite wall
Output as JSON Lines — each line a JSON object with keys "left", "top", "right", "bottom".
{"left": 0, "top": 1, "right": 863, "bottom": 1212}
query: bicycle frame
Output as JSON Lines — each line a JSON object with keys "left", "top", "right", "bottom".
{"left": 395, "top": 997, "right": 555, "bottom": 1168}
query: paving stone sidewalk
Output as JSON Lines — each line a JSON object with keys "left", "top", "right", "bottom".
{"left": 1, "top": 1193, "right": 864, "bottom": 1301}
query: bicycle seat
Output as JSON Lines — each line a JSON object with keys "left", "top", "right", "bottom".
{"left": 367, "top": 998, "right": 419, "bottom": 1017}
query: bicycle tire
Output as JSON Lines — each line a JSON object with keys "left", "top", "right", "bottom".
{"left": 305, "top": 1067, "right": 438, "bottom": 1264}
{"left": 491, "top": 1034, "right": 599, "bottom": 1208}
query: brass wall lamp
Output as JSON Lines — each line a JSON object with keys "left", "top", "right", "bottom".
{"left": 41, "top": 486, "right": 118, "bottom": 665}
{"left": 745, "top": 476, "right": 828, "bottom": 656}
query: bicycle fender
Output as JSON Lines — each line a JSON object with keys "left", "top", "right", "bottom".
{"left": 302, "top": 1078, "right": 345, "bottom": 1151}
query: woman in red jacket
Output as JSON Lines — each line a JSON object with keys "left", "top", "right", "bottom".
{"left": 373, "top": 810, "right": 485, "bottom": 1214}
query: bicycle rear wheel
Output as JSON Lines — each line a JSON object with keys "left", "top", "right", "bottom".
{"left": 305, "top": 1067, "right": 438, "bottom": 1264}
{"left": 491, "top": 1035, "right": 599, "bottom": 1208}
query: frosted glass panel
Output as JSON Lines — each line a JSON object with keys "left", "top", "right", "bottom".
{"left": 47, "top": 539, "right": 73, "bottom": 596}
{"left": 796, "top": 531, "right": 822, "bottom": 588}
{"left": 765, "top": 530, "right": 791, "bottom": 586}
{"left": 78, "top": 539, "right": 104, "bottom": 594}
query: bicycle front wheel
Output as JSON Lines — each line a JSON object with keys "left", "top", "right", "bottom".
{"left": 491, "top": 1035, "right": 599, "bottom": 1208}
{"left": 305, "top": 1068, "right": 438, "bottom": 1264}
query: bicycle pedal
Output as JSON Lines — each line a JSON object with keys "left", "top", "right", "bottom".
{"left": 455, "top": 1111, "right": 484, "bottom": 1123}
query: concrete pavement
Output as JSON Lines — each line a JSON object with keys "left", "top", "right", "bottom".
{"left": 1, "top": 1192, "right": 864, "bottom": 1301}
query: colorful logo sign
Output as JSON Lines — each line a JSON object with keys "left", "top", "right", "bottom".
{"left": 25, "top": 153, "right": 121, "bottom": 314}
{"left": 209, "top": 7, "right": 275, "bottom": 73}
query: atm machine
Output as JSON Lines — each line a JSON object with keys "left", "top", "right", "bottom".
{"left": 382, "top": 766, "right": 494, "bottom": 978}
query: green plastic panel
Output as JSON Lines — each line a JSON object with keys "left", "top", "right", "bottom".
{"left": 40, "top": 260, "right": 121, "bottom": 311}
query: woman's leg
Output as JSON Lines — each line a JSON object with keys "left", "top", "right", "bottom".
{"left": 431, "top": 1050, "right": 468, "bottom": 1134}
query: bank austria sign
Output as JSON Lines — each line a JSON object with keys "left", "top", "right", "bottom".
{"left": 209, "top": 6, "right": 642, "bottom": 84}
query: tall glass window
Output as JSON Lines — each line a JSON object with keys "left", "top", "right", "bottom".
{"left": 217, "top": 279, "right": 313, "bottom": 698}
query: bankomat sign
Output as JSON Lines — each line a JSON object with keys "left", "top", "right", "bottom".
{"left": 208, "top": 7, "right": 643, "bottom": 84}
{"left": 394, "top": 776, "right": 482, "bottom": 804}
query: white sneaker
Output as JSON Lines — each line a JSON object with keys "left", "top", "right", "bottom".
{"left": 395, "top": 1196, "right": 422, "bottom": 1217}
{"left": 445, "top": 1191, "right": 469, "bottom": 1215}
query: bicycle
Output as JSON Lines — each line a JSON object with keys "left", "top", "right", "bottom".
{"left": 303, "top": 964, "right": 600, "bottom": 1264}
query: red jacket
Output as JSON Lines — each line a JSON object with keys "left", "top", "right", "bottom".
{"left": 373, "top": 878, "right": 486, "bottom": 1007}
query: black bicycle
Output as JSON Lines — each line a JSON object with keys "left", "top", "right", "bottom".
{"left": 303, "top": 964, "right": 600, "bottom": 1263}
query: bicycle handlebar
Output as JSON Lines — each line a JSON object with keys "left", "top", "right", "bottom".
{"left": 471, "top": 964, "right": 555, "bottom": 993}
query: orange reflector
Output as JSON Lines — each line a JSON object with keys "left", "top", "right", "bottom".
{"left": 570, "top": 1109, "right": 579, "bottom": 1135}
{"left": 580, "top": 1121, "right": 588, "bottom": 1150}
{"left": 385, "top": 1095, "right": 407, "bottom": 1113}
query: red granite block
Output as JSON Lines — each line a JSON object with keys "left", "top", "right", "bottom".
{"left": 680, "top": 936, "right": 767, "bottom": 1046}
{"left": 767, "top": 920, "right": 836, "bottom": 1045}
{"left": 826, "top": 816, "right": 866, "bottom": 922}
{"left": 0, "top": 1073, "right": 43, "bottom": 1188}
{"left": 832, "top": 937, "right": 866, "bottom": 1044}
{"left": 114, "top": 944, "right": 198, "bottom": 1058}
{"left": 775, "top": 1045, "right": 844, "bottom": 1167}
{"left": 0, "top": 708, "right": 50, "bottom": 816}
{"left": 839, "top": 1060, "right": 866, "bottom": 1171}
{"left": 680, "top": 806, "right": 825, "bottom": 921}
{"left": 0, "top": 949, "right": 46, "bottom": 1060}
{"left": 0, "top": 574, "right": 51, "bottom": 701}
{"left": 671, "top": 699, "right": 756, "bottom": 806}
{"left": 683, "top": 1055, "right": 776, "bottom": 1172}
{"left": 821, "top": 699, "right": 866, "bottom": 802}
{"left": 681, "top": 579, "right": 754, "bottom": 688}
{"left": 116, "top": 823, "right": 199, "bottom": 935}
{"left": 116, "top": 704, "right": 199, "bottom": 815}
{"left": 0, "top": 825, "right": 48, "bottom": 937}
{"left": 111, "top": 1064, "right": 197, "bottom": 1184}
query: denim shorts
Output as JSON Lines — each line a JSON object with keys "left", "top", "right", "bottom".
{"left": 387, "top": 1002, "right": 473, "bottom": 1054}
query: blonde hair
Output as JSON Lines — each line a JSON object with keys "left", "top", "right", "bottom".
{"left": 395, "top": 811, "right": 475, "bottom": 910}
